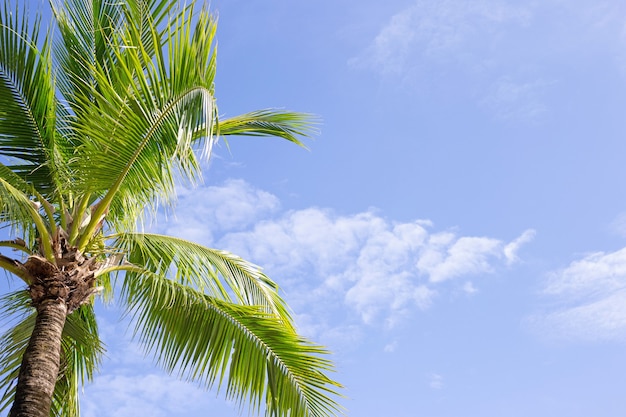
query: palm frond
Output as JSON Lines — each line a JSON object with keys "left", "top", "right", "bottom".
{"left": 122, "top": 272, "right": 343, "bottom": 417}
{"left": 0, "top": 162, "right": 55, "bottom": 233}
{"left": 122, "top": 0, "right": 179, "bottom": 57}
{"left": 0, "top": 175, "right": 53, "bottom": 259}
{"left": 49, "top": 0, "right": 176, "bottom": 114}
{"left": 215, "top": 110, "right": 319, "bottom": 147}
{"left": 0, "top": 2, "right": 59, "bottom": 196}
{"left": 67, "top": 4, "right": 218, "bottom": 245}
{"left": 114, "top": 233, "right": 294, "bottom": 326}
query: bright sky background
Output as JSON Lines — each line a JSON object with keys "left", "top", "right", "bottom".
{"left": 4, "top": 0, "right": 626, "bottom": 416}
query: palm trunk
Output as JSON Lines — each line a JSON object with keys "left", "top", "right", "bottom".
{"left": 9, "top": 300, "right": 67, "bottom": 417}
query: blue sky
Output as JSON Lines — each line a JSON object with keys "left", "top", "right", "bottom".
{"left": 4, "top": 0, "right": 626, "bottom": 416}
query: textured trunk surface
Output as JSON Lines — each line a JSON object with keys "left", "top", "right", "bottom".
{"left": 7, "top": 230, "right": 99, "bottom": 416}
{"left": 9, "top": 300, "right": 67, "bottom": 417}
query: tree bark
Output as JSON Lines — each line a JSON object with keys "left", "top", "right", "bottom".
{"left": 9, "top": 300, "right": 67, "bottom": 417}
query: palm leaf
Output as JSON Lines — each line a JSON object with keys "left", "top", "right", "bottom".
{"left": 0, "top": 162, "right": 56, "bottom": 232}
{"left": 66, "top": 4, "right": 217, "bottom": 244}
{"left": 49, "top": 0, "right": 176, "bottom": 116}
{"left": 0, "top": 2, "right": 59, "bottom": 196}
{"left": 0, "top": 174, "right": 53, "bottom": 259}
{"left": 121, "top": 271, "right": 343, "bottom": 417}
{"left": 215, "top": 110, "right": 319, "bottom": 147}
{"left": 114, "top": 233, "right": 295, "bottom": 326}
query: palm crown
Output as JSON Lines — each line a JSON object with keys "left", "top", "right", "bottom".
{"left": 0, "top": 0, "right": 342, "bottom": 416}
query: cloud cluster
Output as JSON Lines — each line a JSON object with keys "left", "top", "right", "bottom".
{"left": 162, "top": 180, "right": 534, "bottom": 332}
{"left": 157, "top": 179, "right": 280, "bottom": 243}
{"left": 530, "top": 248, "right": 626, "bottom": 342}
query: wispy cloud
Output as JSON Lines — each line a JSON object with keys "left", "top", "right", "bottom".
{"left": 504, "top": 229, "right": 537, "bottom": 265}
{"left": 80, "top": 313, "right": 236, "bottom": 417}
{"left": 609, "top": 212, "right": 626, "bottom": 237}
{"left": 350, "top": 0, "right": 626, "bottom": 122}
{"left": 82, "top": 372, "right": 222, "bottom": 417}
{"left": 350, "top": 0, "right": 531, "bottom": 75}
{"left": 384, "top": 340, "right": 398, "bottom": 353}
{"left": 160, "top": 180, "right": 534, "bottom": 334}
{"left": 479, "top": 77, "right": 552, "bottom": 121}
{"left": 347, "top": 0, "right": 554, "bottom": 123}
{"left": 528, "top": 248, "right": 626, "bottom": 342}
{"left": 429, "top": 373, "right": 445, "bottom": 390}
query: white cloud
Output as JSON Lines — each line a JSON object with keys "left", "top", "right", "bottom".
{"left": 219, "top": 209, "right": 532, "bottom": 327}
{"left": 504, "top": 229, "right": 537, "bottom": 264}
{"left": 350, "top": 0, "right": 531, "bottom": 75}
{"left": 384, "top": 340, "right": 398, "bottom": 353}
{"left": 480, "top": 77, "right": 552, "bottom": 121}
{"left": 157, "top": 179, "right": 280, "bottom": 243}
{"left": 429, "top": 373, "right": 444, "bottom": 390}
{"left": 530, "top": 248, "right": 626, "bottom": 342}
{"left": 81, "top": 372, "right": 223, "bottom": 417}
{"left": 161, "top": 179, "right": 533, "bottom": 331}
{"left": 417, "top": 235, "right": 503, "bottom": 283}
{"left": 463, "top": 281, "right": 479, "bottom": 295}
{"left": 348, "top": 0, "right": 567, "bottom": 122}
{"left": 531, "top": 291, "right": 626, "bottom": 343}
{"left": 543, "top": 249, "right": 626, "bottom": 298}
{"left": 609, "top": 212, "right": 626, "bottom": 237}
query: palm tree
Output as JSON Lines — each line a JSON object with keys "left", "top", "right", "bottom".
{"left": 0, "top": 0, "right": 342, "bottom": 416}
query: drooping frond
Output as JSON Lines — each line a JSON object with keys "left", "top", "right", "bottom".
{"left": 0, "top": 162, "right": 55, "bottom": 235}
{"left": 0, "top": 2, "right": 59, "bottom": 196}
{"left": 0, "top": 292, "right": 104, "bottom": 417}
{"left": 0, "top": 174, "right": 53, "bottom": 259}
{"left": 216, "top": 110, "right": 318, "bottom": 147}
{"left": 114, "top": 233, "right": 294, "bottom": 327}
{"left": 121, "top": 272, "right": 343, "bottom": 417}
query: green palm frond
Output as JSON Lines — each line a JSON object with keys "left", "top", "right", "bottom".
{"left": 0, "top": 174, "right": 53, "bottom": 259}
{"left": 122, "top": 272, "right": 343, "bottom": 417}
{"left": 0, "top": 292, "right": 104, "bottom": 417}
{"left": 0, "top": 162, "right": 56, "bottom": 233}
{"left": 114, "top": 233, "right": 294, "bottom": 325}
{"left": 66, "top": 4, "right": 218, "bottom": 244}
{"left": 0, "top": 2, "right": 58, "bottom": 195}
{"left": 49, "top": 0, "right": 123, "bottom": 114}
{"left": 50, "top": 0, "right": 177, "bottom": 115}
{"left": 216, "top": 110, "right": 319, "bottom": 147}
{"left": 123, "top": 0, "right": 176, "bottom": 52}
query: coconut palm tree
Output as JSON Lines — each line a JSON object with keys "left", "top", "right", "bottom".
{"left": 0, "top": 1, "right": 342, "bottom": 416}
